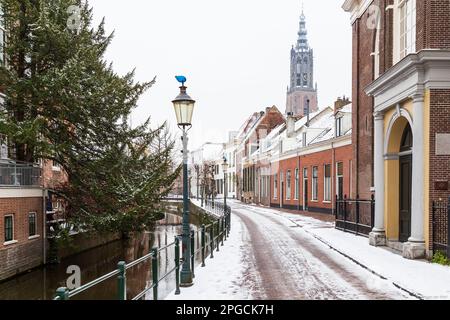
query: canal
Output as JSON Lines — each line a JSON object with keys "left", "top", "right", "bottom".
{"left": 0, "top": 207, "right": 214, "bottom": 300}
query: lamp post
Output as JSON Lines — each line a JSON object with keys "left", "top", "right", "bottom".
{"left": 172, "top": 76, "right": 195, "bottom": 287}
{"left": 222, "top": 157, "right": 228, "bottom": 210}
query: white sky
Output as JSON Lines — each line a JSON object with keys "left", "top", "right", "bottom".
{"left": 89, "top": 0, "right": 351, "bottom": 149}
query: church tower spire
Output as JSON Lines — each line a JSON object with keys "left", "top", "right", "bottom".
{"left": 286, "top": 7, "right": 318, "bottom": 117}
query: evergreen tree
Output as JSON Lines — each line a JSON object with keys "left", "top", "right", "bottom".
{"left": 0, "top": 0, "right": 180, "bottom": 233}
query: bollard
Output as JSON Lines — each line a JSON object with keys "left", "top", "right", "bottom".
{"left": 216, "top": 222, "right": 220, "bottom": 252}
{"left": 174, "top": 237, "right": 181, "bottom": 295}
{"left": 190, "top": 230, "right": 195, "bottom": 279}
{"left": 201, "top": 225, "right": 206, "bottom": 267}
{"left": 221, "top": 218, "right": 224, "bottom": 246}
{"left": 55, "top": 287, "right": 69, "bottom": 300}
{"left": 117, "top": 261, "right": 127, "bottom": 300}
{"left": 210, "top": 224, "right": 214, "bottom": 259}
{"left": 228, "top": 210, "right": 231, "bottom": 236}
{"left": 224, "top": 216, "right": 227, "bottom": 242}
{"left": 152, "top": 248, "right": 158, "bottom": 300}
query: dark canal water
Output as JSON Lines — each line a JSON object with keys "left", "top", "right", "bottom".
{"left": 0, "top": 209, "right": 211, "bottom": 300}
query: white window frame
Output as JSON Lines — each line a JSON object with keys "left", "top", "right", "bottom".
{"left": 336, "top": 162, "right": 344, "bottom": 198}
{"left": 273, "top": 174, "right": 278, "bottom": 199}
{"left": 4, "top": 214, "right": 17, "bottom": 245}
{"left": 294, "top": 168, "right": 299, "bottom": 200}
{"left": 312, "top": 166, "right": 318, "bottom": 201}
{"left": 394, "top": 0, "right": 416, "bottom": 63}
{"left": 286, "top": 170, "right": 291, "bottom": 200}
{"left": 28, "top": 212, "right": 40, "bottom": 239}
{"left": 279, "top": 171, "right": 284, "bottom": 201}
{"left": 336, "top": 116, "right": 343, "bottom": 137}
{"left": 324, "top": 164, "right": 332, "bottom": 202}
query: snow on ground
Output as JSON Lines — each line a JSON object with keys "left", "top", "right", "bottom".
{"left": 165, "top": 205, "right": 253, "bottom": 300}
{"left": 246, "top": 204, "right": 450, "bottom": 300}
{"left": 231, "top": 202, "right": 410, "bottom": 300}
{"left": 167, "top": 200, "right": 450, "bottom": 300}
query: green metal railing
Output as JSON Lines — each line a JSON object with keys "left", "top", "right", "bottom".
{"left": 53, "top": 204, "right": 231, "bottom": 301}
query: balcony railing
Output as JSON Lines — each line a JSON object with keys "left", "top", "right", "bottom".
{"left": 0, "top": 160, "right": 42, "bottom": 187}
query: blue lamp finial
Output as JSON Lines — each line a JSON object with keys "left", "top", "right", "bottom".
{"left": 175, "top": 75, "right": 187, "bottom": 86}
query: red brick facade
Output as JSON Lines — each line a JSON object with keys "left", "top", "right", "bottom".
{"left": 429, "top": 89, "right": 450, "bottom": 250}
{"left": 270, "top": 143, "right": 353, "bottom": 215}
{"left": 348, "top": 0, "right": 450, "bottom": 254}
{"left": 239, "top": 107, "right": 285, "bottom": 203}
{"left": 0, "top": 196, "right": 44, "bottom": 281}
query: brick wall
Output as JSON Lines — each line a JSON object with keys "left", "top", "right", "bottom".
{"left": 351, "top": 0, "right": 395, "bottom": 200}
{"left": 429, "top": 89, "right": 450, "bottom": 250}
{"left": 0, "top": 197, "right": 44, "bottom": 281}
{"left": 417, "top": 0, "right": 450, "bottom": 51}
{"left": 270, "top": 144, "right": 352, "bottom": 215}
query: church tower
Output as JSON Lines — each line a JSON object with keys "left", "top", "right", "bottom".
{"left": 286, "top": 9, "right": 318, "bottom": 117}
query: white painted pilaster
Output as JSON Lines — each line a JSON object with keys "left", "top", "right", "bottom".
{"left": 370, "top": 112, "right": 387, "bottom": 246}
{"left": 403, "top": 94, "right": 426, "bottom": 259}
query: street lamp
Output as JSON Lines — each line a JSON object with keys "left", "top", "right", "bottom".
{"left": 172, "top": 76, "right": 195, "bottom": 287}
{"left": 222, "top": 157, "right": 229, "bottom": 210}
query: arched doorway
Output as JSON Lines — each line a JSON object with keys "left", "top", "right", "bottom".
{"left": 385, "top": 112, "right": 414, "bottom": 243}
{"left": 399, "top": 124, "right": 412, "bottom": 243}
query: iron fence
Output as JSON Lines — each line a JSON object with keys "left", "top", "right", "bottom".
{"left": 335, "top": 195, "right": 375, "bottom": 236}
{"left": 53, "top": 203, "right": 231, "bottom": 301}
{"left": 0, "top": 161, "right": 41, "bottom": 187}
{"left": 204, "top": 199, "right": 231, "bottom": 217}
{"left": 432, "top": 197, "right": 450, "bottom": 258}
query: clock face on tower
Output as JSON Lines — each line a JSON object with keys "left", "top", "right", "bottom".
{"left": 303, "top": 73, "right": 308, "bottom": 82}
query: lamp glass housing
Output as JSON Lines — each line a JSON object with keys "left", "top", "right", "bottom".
{"left": 172, "top": 86, "right": 195, "bottom": 126}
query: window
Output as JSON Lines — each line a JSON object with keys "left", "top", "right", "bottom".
{"left": 0, "top": 134, "right": 8, "bottom": 159}
{"left": 337, "top": 162, "right": 344, "bottom": 200}
{"left": 52, "top": 160, "right": 61, "bottom": 171}
{"left": 4, "top": 215, "right": 13, "bottom": 242}
{"left": 294, "top": 168, "right": 299, "bottom": 200}
{"left": 28, "top": 212, "right": 37, "bottom": 237}
{"left": 399, "top": 0, "right": 416, "bottom": 59}
{"left": 273, "top": 174, "right": 278, "bottom": 199}
{"left": 324, "top": 165, "right": 332, "bottom": 202}
{"left": 286, "top": 170, "right": 291, "bottom": 200}
{"left": 302, "top": 132, "right": 307, "bottom": 147}
{"left": 336, "top": 117, "right": 343, "bottom": 137}
{"left": 312, "top": 167, "right": 318, "bottom": 201}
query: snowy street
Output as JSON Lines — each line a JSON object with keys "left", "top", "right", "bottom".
{"left": 167, "top": 201, "right": 415, "bottom": 300}
{"left": 230, "top": 202, "right": 410, "bottom": 300}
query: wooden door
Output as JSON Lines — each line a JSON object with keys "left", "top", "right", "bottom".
{"left": 399, "top": 155, "right": 412, "bottom": 243}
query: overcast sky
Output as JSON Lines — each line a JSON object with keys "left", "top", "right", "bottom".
{"left": 89, "top": 0, "right": 352, "bottom": 149}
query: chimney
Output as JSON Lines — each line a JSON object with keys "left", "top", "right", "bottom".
{"left": 334, "top": 95, "right": 351, "bottom": 113}
{"left": 286, "top": 112, "right": 295, "bottom": 138}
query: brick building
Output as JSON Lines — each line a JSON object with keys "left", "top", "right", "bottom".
{"left": 236, "top": 106, "right": 285, "bottom": 203}
{"left": 343, "top": 0, "right": 450, "bottom": 259}
{"left": 268, "top": 101, "right": 353, "bottom": 214}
